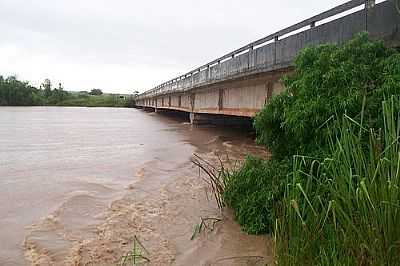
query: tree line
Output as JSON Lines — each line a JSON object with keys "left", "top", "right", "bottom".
{"left": 0, "top": 75, "right": 131, "bottom": 107}
{"left": 0, "top": 75, "right": 43, "bottom": 106}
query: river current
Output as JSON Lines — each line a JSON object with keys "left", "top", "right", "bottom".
{"left": 0, "top": 107, "right": 272, "bottom": 265}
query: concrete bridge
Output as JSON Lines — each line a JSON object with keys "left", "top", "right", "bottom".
{"left": 136, "top": 0, "right": 400, "bottom": 124}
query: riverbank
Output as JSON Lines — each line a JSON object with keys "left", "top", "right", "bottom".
{"left": 54, "top": 94, "right": 132, "bottom": 108}
{"left": 0, "top": 75, "right": 133, "bottom": 108}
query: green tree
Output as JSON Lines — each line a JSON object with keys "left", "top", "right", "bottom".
{"left": 0, "top": 75, "right": 42, "bottom": 106}
{"left": 41, "top": 78, "right": 52, "bottom": 98}
{"left": 90, "top": 89, "right": 103, "bottom": 95}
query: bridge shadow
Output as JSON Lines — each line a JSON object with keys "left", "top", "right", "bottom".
{"left": 138, "top": 107, "right": 254, "bottom": 132}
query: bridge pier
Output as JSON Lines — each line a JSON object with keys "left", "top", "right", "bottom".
{"left": 154, "top": 108, "right": 173, "bottom": 114}
{"left": 143, "top": 106, "right": 155, "bottom": 112}
{"left": 189, "top": 113, "right": 209, "bottom": 125}
{"left": 189, "top": 112, "right": 252, "bottom": 127}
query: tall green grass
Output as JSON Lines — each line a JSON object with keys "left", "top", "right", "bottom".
{"left": 276, "top": 97, "right": 400, "bottom": 265}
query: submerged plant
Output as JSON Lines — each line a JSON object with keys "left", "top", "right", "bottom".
{"left": 190, "top": 217, "right": 222, "bottom": 240}
{"left": 119, "top": 236, "right": 150, "bottom": 266}
{"left": 191, "top": 153, "right": 232, "bottom": 210}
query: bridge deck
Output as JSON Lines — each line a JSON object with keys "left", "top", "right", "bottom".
{"left": 136, "top": 0, "right": 400, "bottom": 119}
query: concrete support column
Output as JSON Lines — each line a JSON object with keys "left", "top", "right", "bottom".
{"left": 218, "top": 89, "right": 224, "bottom": 111}
{"left": 190, "top": 93, "right": 196, "bottom": 112}
{"left": 189, "top": 112, "right": 252, "bottom": 127}
{"left": 189, "top": 113, "right": 209, "bottom": 125}
{"left": 265, "top": 82, "right": 273, "bottom": 105}
{"left": 365, "top": 0, "right": 376, "bottom": 31}
{"left": 273, "top": 36, "right": 279, "bottom": 65}
{"left": 144, "top": 106, "right": 155, "bottom": 112}
{"left": 248, "top": 46, "right": 255, "bottom": 69}
{"left": 155, "top": 108, "right": 168, "bottom": 113}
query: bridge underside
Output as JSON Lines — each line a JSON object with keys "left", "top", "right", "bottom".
{"left": 136, "top": 68, "right": 290, "bottom": 123}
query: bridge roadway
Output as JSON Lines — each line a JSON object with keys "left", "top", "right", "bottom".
{"left": 136, "top": 0, "right": 400, "bottom": 124}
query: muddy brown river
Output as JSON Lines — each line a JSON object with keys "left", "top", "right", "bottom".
{"left": 0, "top": 107, "right": 273, "bottom": 265}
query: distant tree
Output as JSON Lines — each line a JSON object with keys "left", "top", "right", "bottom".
{"left": 90, "top": 89, "right": 103, "bottom": 95}
{"left": 0, "top": 75, "right": 41, "bottom": 105}
{"left": 41, "top": 79, "right": 52, "bottom": 98}
{"left": 46, "top": 82, "right": 71, "bottom": 104}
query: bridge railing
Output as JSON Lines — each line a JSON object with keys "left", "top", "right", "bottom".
{"left": 138, "top": 0, "right": 399, "bottom": 100}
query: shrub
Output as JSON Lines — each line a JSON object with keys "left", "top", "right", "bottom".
{"left": 223, "top": 157, "right": 289, "bottom": 234}
{"left": 254, "top": 33, "right": 396, "bottom": 159}
{"left": 223, "top": 33, "right": 400, "bottom": 237}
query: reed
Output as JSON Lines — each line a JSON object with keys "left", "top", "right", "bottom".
{"left": 276, "top": 97, "right": 400, "bottom": 265}
{"left": 191, "top": 153, "right": 231, "bottom": 210}
{"left": 119, "top": 236, "right": 150, "bottom": 266}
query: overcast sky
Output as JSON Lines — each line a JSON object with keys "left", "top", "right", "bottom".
{"left": 0, "top": 0, "right": 350, "bottom": 94}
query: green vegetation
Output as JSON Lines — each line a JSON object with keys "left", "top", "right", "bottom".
{"left": 0, "top": 76, "right": 134, "bottom": 107}
{"left": 277, "top": 97, "right": 400, "bottom": 265}
{"left": 89, "top": 88, "right": 103, "bottom": 96}
{"left": 119, "top": 236, "right": 150, "bottom": 265}
{"left": 223, "top": 157, "right": 288, "bottom": 234}
{"left": 56, "top": 94, "right": 128, "bottom": 107}
{"left": 0, "top": 76, "right": 44, "bottom": 106}
{"left": 255, "top": 33, "right": 398, "bottom": 159}
{"left": 220, "top": 33, "right": 400, "bottom": 264}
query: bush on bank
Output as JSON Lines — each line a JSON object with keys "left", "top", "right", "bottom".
{"left": 222, "top": 32, "right": 400, "bottom": 263}
{"left": 223, "top": 157, "right": 289, "bottom": 234}
{"left": 254, "top": 33, "right": 397, "bottom": 159}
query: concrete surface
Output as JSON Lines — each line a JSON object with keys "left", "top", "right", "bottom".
{"left": 136, "top": 0, "right": 400, "bottom": 122}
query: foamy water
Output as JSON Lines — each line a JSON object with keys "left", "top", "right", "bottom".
{"left": 0, "top": 107, "right": 271, "bottom": 265}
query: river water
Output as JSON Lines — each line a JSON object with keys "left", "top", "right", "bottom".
{"left": 0, "top": 107, "right": 272, "bottom": 265}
